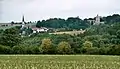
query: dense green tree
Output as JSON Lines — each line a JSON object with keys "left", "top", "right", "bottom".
{"left": 57, "top": 41, "right": 72, "bottom": 54}
{"left": 36, "top": 17, "right": 88, "bottom": 30}
{"left": 0, "top": 45, "right": 11, "bottom": 54}
{"left": 99, "top": 46, "right": 110, "bottom": 55}
{"left": 116, "top": 30, "right": 120, "bottom": 38}
{"left": 0, "top": 34, "right": 22, "bottom": 47}
{"left": 82, "top": 41, "right": 93, "bottom": 54}
{"left": 0, "top": 29, "right": 3, "bottom": 34}
{"left": 25, "top": 46, "right": 40, "bottom": 54}
{"left": 0, "top": 27, "right": 22, "bottom": 47}
{"left": 3, "top": 27, "right": 20, "bottom": 35}
{"left": 108, "top": 45, "right": 120, "bottom": 55}
{"left": 41, "top": 38, "right": 53, "bottom": 54}
{"left": 20, "top": 37, "right": 41, "bottom": 47}
{"left": 25, "top": 28, "right": 33, "bottom": 35}
{"left": 83, "top": 41, "right": 93, "bottom": 49}
{"left": 12, "top": 46, "right": 26, "bottom": 54}
{"left": 104, "top": 14, "right": 120, "bottom": 24}
{"left": 86, "top": 47, "right": 100, "bottom": 54}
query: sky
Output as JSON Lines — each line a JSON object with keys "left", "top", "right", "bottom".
{"left": 0, "top": 0, "right": 120, "bottom": 23}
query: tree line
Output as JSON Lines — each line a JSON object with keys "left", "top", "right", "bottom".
{"left": 0, "top": 14, "right": 120, "bottom": 55}
{"left": 0, "top": 27, "right": 120, "bottom": 55}
{"left": 36, "top": 14, "right": 120, "bottom": 30}
{"left": 36, "top": 17, "right": 89, "bottom": 30}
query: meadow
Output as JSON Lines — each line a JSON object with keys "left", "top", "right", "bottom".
{"left": 0, "top": 55, "right": 120, "bottom": 69}
{"left": 49, "top": 30, "right": 85, "bottom": 35}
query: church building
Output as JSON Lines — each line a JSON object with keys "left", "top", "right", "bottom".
{"left": 20, "top": 15, "right": 26, "bottom": 35}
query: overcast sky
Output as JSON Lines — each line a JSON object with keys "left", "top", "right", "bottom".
{"left": 0, "top": 0, "right": 120, "bottom": 23}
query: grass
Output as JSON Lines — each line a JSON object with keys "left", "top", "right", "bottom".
{"left": 49, "top": 30, "right": 85, "bottom": 35}
{"left": 0, "top": 55, "right": 120, "bottom": 69}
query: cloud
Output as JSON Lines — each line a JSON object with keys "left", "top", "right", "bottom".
{"left": 0, "top": 0, "right": 120, "bottom": 22}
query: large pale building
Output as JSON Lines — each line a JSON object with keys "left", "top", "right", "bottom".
{"left": 88, "top": 14, "right": 104, "bottom": 25}
{"left": 94, "top": 14, "right": 101, "bottom": 25}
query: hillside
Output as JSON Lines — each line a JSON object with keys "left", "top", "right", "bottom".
{"left": 0, "top": 14, "right": 120, "bottom": 55}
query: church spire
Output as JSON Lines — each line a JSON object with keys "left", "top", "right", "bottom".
{"left": 22, "top": 15, "right": 25, "bottom": 22}
{"left": 22, "top": 15, "right": 25, "bottom": 25}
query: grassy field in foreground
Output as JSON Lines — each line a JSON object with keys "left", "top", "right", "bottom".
{"left": 0, "top": 55, "right": 120, "bottom": 69}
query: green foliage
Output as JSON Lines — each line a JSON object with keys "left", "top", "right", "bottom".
{"left": 36, "top": 17, "right": 89, "bottom": 30}
{"left": 0, "top": 45, "right": 11, "bottom": 54}
{"left": 0, "top": 34, "right": 22, "bottom": 47}
{"left": 103, "top": 14, "right": 120, "bottom": 24}
{"left": 86, "top": 47, "right": 100, "bottom": 54}
{"left": 25, "top": 28, "right": 33, "bottom": 35}
{"left": 0, "top": 29, "right": 3, "bottom": 34}
{"left": 12, "top": 46, "right": 40, "bottom": 54}
{"left": 83, "top": 41, "right": 93, "bottom": 49}
{"left": 84, "top": 35, "right": 102, "bottom": 41}
{"left": 116, "top": 30, "right": 120, "bottom": 38}
{"left": 99, "top": 46, "right": 110, "bottom": 55}
{"left": 0, "top": 27, "right": 22, "bottom": 47}
{"left": 108, "top": 45, "right": 120, "bottom": 55}
{"left": 82, "top": 41, "right": 94, "bottom": 54}
{"left": 0, "top": 14, "right": 120, "bottom": 55}
{"left": 20, "top": 37, "right": 41, "bottom": 46}
{"left": 25, "top": 46, "right": 40, "bottom": 54}
{"left": 3, "top": 27, "right": 20, "bottom": 35}
{"left": 41, "top": 38, "right": 53, "bottom": 54}
{"left": 12, "top": 46, "right": 26, "bottom": 54}
{"left": 57, "top": 41, "right": 72, "bottom": 54}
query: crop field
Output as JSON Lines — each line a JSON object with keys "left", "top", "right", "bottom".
{"left": 0, "top": 55, "right": 120, "bottom": 69}
{"left": 49, "top": 30, "right": 85, "bottom": 35}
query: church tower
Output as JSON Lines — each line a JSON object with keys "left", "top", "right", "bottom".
{"left": 94, "top": 14, "right": 101, "bottom": 25}
{"left": 21, "top": 15, "right": 26, "bottom": 35}
{"left": 22, "top": 15, "right": 25, "bottom": 24}
{"left": 21, "top": 15, "right": 25, "bottom": 28}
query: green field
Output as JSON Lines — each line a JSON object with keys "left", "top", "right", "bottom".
{"left": 49, "top": 30, "right": 85, "bottom": 35}
{"left": 0, "top": 55, "right": 120, "bottom": 69}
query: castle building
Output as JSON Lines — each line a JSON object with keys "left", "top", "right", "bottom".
{"left": 88, "top": 14, "right": 104, "bottom": 25}
{"left": 94, "top": 14, "right": 101, "bottom": 25}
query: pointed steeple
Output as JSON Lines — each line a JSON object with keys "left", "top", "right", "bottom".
{"left": 22, "top": 15, "right": 25, "bottom": 25}
{"left": 22, "top": 15, "right": 25, "bottom": 22}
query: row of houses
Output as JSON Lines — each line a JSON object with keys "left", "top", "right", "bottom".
{"left": 32, "top": 27, "right": 49, "bottom": 33}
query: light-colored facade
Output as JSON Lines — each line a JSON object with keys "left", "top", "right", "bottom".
{"left": 94, "top": 14, "right": 101, "bottom": 25}
{"left": 88, "top": 14, "right": 104, "bottom": 25}
{"left": 32, "top": 27, "right": 49, "bottom": 33}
